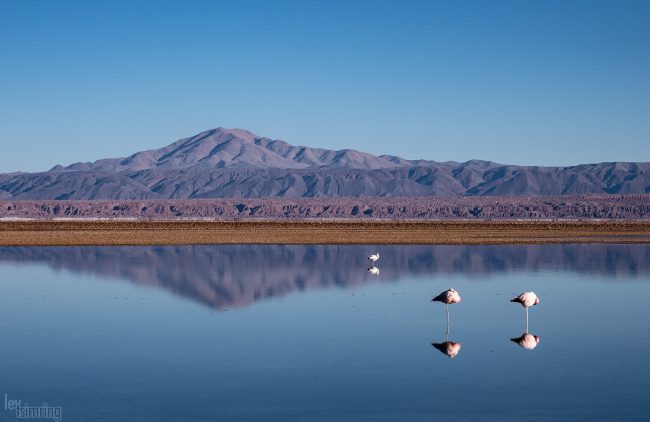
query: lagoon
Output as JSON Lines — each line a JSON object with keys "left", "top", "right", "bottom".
{"left": 1, "top": 244, "right": 649, "bottom": 421}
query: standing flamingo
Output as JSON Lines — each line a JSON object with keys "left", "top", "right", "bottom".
{"left": 510, "top": 291, "right": 539, "bottom": 328}
{"left": 431, "top": 288, "right": 461, "bottom": 317}
{"left": 367, "top": 253, "right": 380, "bottom": 264}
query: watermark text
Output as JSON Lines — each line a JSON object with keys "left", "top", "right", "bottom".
{"left": 4, "top": 394, "right": 62, "bottom": 421}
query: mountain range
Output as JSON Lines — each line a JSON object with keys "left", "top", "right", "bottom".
{"left": 1, "top": 127, "right": 649, "bottom": 199}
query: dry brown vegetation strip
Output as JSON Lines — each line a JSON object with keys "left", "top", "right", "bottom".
{"left": 1, "top": 221, "right": 649, "bottom": 246}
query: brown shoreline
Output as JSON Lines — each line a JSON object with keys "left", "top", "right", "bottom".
{"left": 1, "top": 220, "right": 649, "bottom": 246}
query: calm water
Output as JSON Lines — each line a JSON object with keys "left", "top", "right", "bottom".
{"left": 1, "top": 244, "right": 649, "bottom": 421}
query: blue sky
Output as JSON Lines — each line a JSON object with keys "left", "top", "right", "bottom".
{"left": 0, "top": 0, "right": 648, "bottom": 172}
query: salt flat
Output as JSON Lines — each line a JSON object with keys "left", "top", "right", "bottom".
{"left": 1, "top": 220, "right": 649, "bottom": 246}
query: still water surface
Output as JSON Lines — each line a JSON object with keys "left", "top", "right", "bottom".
{"left": 1, "top": 244, "right": 649, "bottom": 421}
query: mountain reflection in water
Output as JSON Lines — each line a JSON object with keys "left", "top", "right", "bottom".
{"left": 0, "top": 244, "right": 648, "bottom": 309}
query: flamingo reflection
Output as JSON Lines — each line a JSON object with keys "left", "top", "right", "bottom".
{"left": 511, "top": 332, "right": 540, "bottom": 350}
{"left": 432, "top": 304, "right": 461, "bottom": 358}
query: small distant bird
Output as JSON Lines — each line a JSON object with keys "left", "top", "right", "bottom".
{"left": 511, "top": 333, "right": 540, "bottom": 350}
{"left": 367, "top": 266, "right": 380, "bottom": 275}
{"left": 432, "top": 341, "right": 462, "bottom": 358}
{"left": 431, "top": 288, "right": 461, "bottom": 314}
{"left": 367, "top": 253, "right": 380, "bottom": 263}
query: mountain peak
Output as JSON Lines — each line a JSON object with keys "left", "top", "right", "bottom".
{"left": 58, "top": 126, "right": 417, "bottom": 172}
{"left": 204, "top": 127, "right": 259, "bottom": 141}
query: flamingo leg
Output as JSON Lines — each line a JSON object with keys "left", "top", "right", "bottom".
{"left": 525, "top": 307, "right": 529, "bottom": 333}
{"left": 445, "top": 310, "right": 450, "bottom": 342}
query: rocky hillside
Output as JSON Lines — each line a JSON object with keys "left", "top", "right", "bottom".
{"left": 1, "top": 195, "right": 648, "bottom": 220}
{"left": 1, "top": 127, "right": 649, "bottom": 199}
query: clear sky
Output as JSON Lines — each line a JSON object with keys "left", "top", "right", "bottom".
{"left": 0, "top": 0, "right": 648, "bottom": 172}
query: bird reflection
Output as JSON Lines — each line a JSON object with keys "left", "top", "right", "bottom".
{"left": 367, "top": 266, "right": 380, "bottom": 275}
{"left": 432, "top": 340, "right": 462, "bottom": 358}
{"left": 432, "top": 308, "right": 462, "bottom": 358}
{"left": 511, "top": 332, "right": 540, "bottom": 350}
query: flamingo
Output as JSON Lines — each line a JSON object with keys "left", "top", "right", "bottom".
{"left": 367, "top": 253, "right": 380, "bottom": 264}
{"left": 367, "top": 266, "right": 380, "bottom": 275}
{"left": 510, "top": 291, "right": 539, "bottom": 327}
{"left": 511, "top": 333, "right": 540, "bottom": 350}
{"left": 431, "top": 288, "right": 461, "bottom": 317}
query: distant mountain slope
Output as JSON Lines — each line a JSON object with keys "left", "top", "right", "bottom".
{"left": 53, "top": 127, "right": 416, "bottom": 171}
{"left": 1, "top": 127, "right": 648, "bottom": 199}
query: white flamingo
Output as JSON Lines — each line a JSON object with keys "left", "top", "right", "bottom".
{"left": 431, "top": 288, "right": 461, "bottom": 317}
{"left": 367, "top": 253, "right": 380, "bottom": 264}
{"left": 367, "top": 266, "right": 380, "bottom": 275}
{"left": 510, "top": 291, "right": 539, "bottom": 328}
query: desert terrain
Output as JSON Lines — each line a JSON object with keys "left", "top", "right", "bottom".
{"left": 1, "top": 220, "right": 648, "bottom": 246}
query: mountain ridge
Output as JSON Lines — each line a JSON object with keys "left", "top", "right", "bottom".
{"left": 1, "top": 127, "right": 649, "bottom": 199}
{"left": 52, "top": 127, "right": 424, "bottom": 172}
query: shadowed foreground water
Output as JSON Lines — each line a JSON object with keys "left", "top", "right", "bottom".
{"left": 0, "top": 244, "right": 649, "bottom": 421}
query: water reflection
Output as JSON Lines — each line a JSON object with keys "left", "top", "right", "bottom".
{"left": 511, "top": 332, "right": 540, "bottom": 350}
{"left": 2, "top": 245, "right": 649, "bottom": 422}
{"left": 432, "top": 312, "right": 461, "bottom": 358}
{"left": 0, "top": 244, "right": 648, "bottom": 310}
{"left": 432, "top": 341, "right": 462, "bottom": 358}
